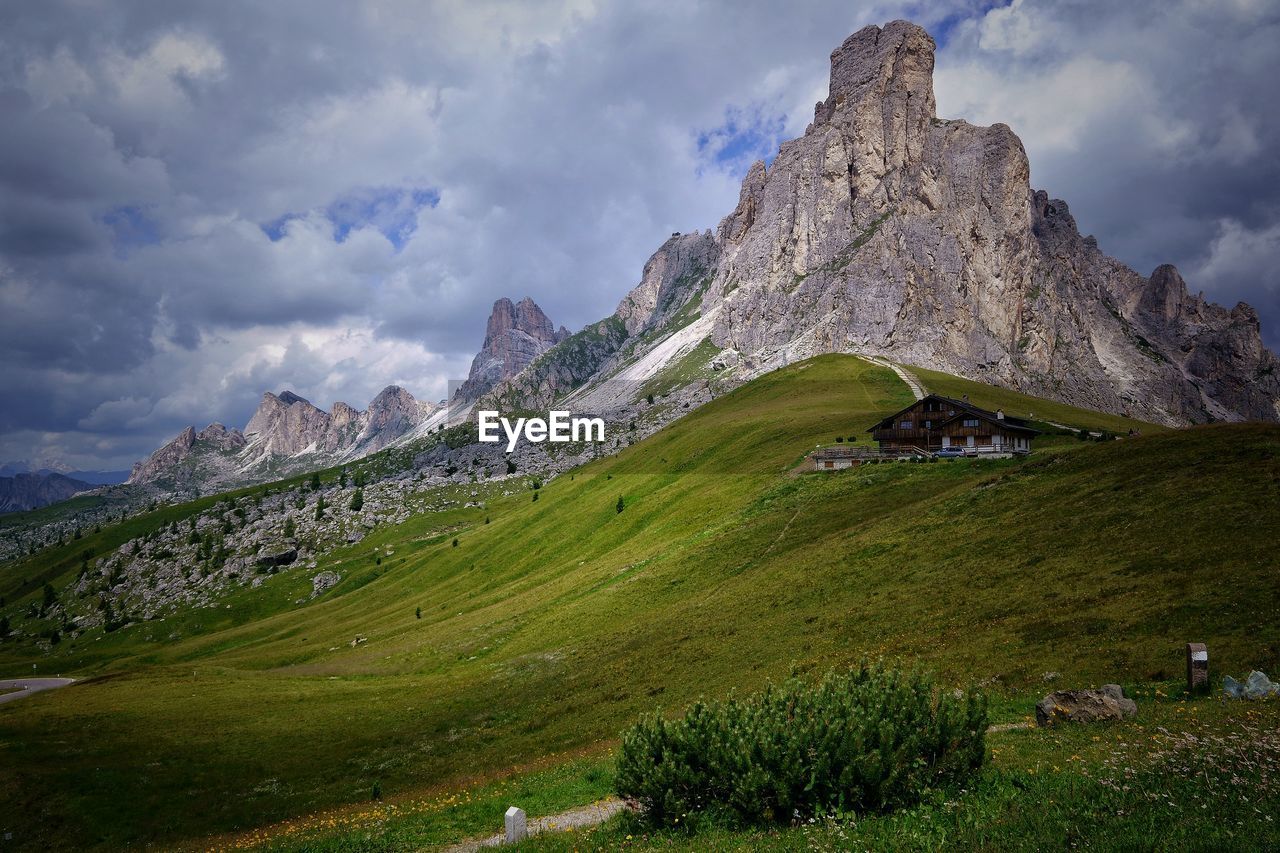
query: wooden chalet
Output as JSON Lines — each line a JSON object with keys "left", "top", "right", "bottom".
{"left": 867, "top": 394, "right": 1038, "bottom": 455}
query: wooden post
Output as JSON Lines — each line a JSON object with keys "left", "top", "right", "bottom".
{"left": 1186, "top": 643, "right": 1208, "bottom": 695}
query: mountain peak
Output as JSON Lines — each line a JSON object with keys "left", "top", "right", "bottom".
{"left": 814, "top": 20, "right": 936, "bottom": 130}
{"left": 456, "top": 297, "right": 569, "bottom": 403}
{"left": 276, "top": 390, "right": 311, "bottom": 407}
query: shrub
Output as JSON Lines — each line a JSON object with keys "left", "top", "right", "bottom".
{"left": 615, "top": 663, "right": 986, "bottom": 828}
{"left": 350, "top": 489, "right": 364, "bottom": 512}
{"left": 616, "top": 495, "right": 625, "bottom": 514}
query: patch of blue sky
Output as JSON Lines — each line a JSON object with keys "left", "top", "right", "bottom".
{"left": 696, "top": 107, "right": 789, "bottom": 179}
{"left": 260, "top": 186, "right": 439, "bottom": 250}
{"left": 102, "top": 205, "right": 162, "bottom": 256}
{"left": 326, "top": 186, "right": 439, "bottom": 249}
{"left": 925, "top": 0, "right": 1013, "bottom": 48}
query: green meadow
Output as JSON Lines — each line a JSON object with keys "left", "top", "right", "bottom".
{"left": 0, "top": 355, "right": 1277, "bottom": 850}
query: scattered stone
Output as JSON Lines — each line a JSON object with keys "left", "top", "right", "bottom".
{"left": 350, "top": 635, "right": 367, "bottom": 647}
{"left": 1223, "top": 670, "right": 1280, "bottom": 700}
{"left": 311, "top": 571, "right": 340, "bottom": 596}
{"left": 1035, "top": 684, "right": 1137, "bottom": 726}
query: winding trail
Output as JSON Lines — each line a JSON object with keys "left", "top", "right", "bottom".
{"left": 0, "top": 677, "right": 75, "bottom": 706}
{"left": 443, "top": 798, "right": 627, "bottom": 852}
{"left": 860, "top": 356, "right": 926, "bottom": 400}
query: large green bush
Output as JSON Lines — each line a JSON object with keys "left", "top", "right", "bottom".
{"left": 615, "top": 663, "right": 987, "bottom": 827}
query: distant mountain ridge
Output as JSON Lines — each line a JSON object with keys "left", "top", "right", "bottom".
{"left": 0, "top": 471, "right": 94, "bottom": 513}
{"left": 0, "top": 461, "right": 129, "bottom": 485}
{"left": 127, "top": 385, "right": 443, "bottom": 488}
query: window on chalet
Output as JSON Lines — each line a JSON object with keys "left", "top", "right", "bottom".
{"left": 962, "top": 418, "right": 979, "bottom": 427}
{"left": 899, "top": 420, "right": 913, "bottom": 429}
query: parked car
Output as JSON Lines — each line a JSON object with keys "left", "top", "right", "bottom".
{"left": 934, "top": 446, "right": 967, "bottom": 457}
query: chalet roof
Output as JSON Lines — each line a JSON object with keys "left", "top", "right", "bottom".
{"left": 867, "top": 393, "right": 1040, "bottom": 435}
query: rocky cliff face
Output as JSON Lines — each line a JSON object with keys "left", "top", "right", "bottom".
{"left": 455, "top": 297, "right": 569, "bottom": 404}
{"left": 129, "top": 387, "right": 438, "bottom": 487}
{"left": 495, "top": 20, "right": 1276, "bottom": 426}
{"left": 0, "top": 472, "right": 94, "bottom": 513}
{"left": 127, "top": 423, "right": 247, "bottom": 484}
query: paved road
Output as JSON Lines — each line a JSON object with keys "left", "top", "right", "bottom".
{"left": 0, "top": 677, "right": 75, "bottom": 705}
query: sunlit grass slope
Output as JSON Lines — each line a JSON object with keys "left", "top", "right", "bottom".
{"left": 0, "top": 355, "right": 1276, "bottom": 851}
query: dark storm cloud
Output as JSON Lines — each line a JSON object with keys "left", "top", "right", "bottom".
{"left": 0, "top": 0, "right": 1277, "bottom": 470}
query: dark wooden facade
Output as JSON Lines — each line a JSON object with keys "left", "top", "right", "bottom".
{"left": 867, "top": 394, "right": 1038, "bottom": 454}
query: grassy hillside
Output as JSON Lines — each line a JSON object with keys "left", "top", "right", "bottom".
{"left": 907, "top": 363, "right": 1166, "bottom": 436}
{"left": 0, "top": 355, "right": 1276, "bottom": 850}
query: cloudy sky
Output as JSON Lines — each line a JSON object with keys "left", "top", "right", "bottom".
{"left": 1, "top": 0, "right": 1277, "bottom": 471}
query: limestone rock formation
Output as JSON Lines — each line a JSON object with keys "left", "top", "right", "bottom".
{"left": 490, "top": 20, "right": 1277, "bottom": 427}
{"left": 455, "top": 297, "right": 569, "bottom": 404}
{"left": 127, "top": 423, "right": 247, "bottom": 484}
{"left": 129, "top": 386, "right": 437, "bottom": 487}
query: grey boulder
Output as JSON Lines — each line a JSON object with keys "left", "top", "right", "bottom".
{"left": 1035, "top": 684, "right": 1137, "bottom": 726}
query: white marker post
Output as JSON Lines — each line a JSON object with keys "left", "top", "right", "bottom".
{"left": 504, "top": 806, "right": 527, "bottom": 844}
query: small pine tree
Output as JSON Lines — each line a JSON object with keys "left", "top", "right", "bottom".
{"left": 284, "top": 516, "right": 296, "bottom": 538}
{"left": 646, "top": 393, "right": 655, "bottom": 405}
{"left": 0, "top": 615, "right": 9, "bottom": 638}
{"left": 415, "top": 607, "right": 422, "bottom": 620}
{"left": 339, "top": 469, "right": 348, "bottom": 488}
{"left": 506, "top": 459, "right": 517, "bottom": 475}
{"left": 350, "top": 489, "right": 364, "bottom": 512}
{"left": 42, "top": 582, "right": 58, "bottom": 614}
{"left": 371, "top": 781, "right": 382, "bottom": 801}
{"left": 309, "top": 471, "right": 321, "bottom": 491}
{"left": 315, "top": 495, "right": 326, "bottom": 521}
{"left": 532, "top": 492, "right": 539, "bottom": 502}
{"left": 375, "top": 556, "right": 382, "bottom": 565}
{"left": 452, "top": 538, "right": 459, "bottom": 548}
{"left": 616, "top": 495, "right": 625, "bottom": 514}
{"left": 485, "top": 516, "right": 491, "bottom": 524}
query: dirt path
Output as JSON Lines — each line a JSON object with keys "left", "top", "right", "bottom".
{"left": 442, "top": 798, "right": 627, "bottom": 852}
{"left": 859, "top": 356, "right": 926, "bottom": 400}
{"left": 0, "top": 677, "right": 75, "bottom": 706}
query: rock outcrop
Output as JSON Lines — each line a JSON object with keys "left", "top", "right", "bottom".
{"left": 127, "top": 423, "right": 247, "bottom": 485}
{"left": 490, "top": 20, "right": 1278, "bottom": 427}
{"left": 455, "top": 297, "right": 569, "bottom": 404}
